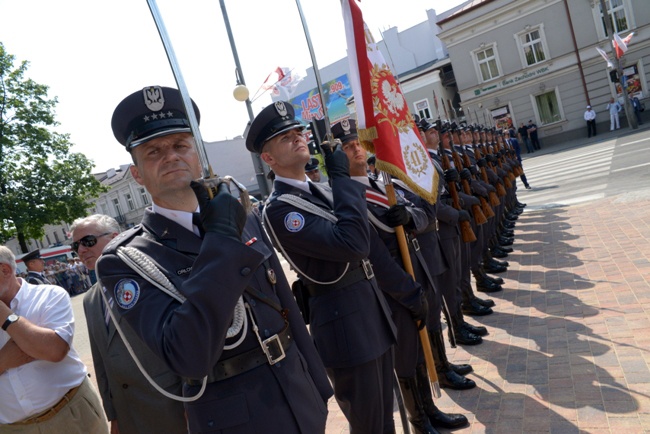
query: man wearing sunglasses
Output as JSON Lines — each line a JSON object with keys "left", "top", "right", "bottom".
{"left": 95, "top": 86, "right": 332, "bottom": 434}
{"left": 70, "top": 215, "right": 187, "bottom": 434}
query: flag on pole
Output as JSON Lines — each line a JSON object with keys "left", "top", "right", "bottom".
{"left": 341, "top": 0, "right": 438, "bottom": 204}
{"left": 595, "top": 46, "right": 614, "bottom": 69}
{"left": 612, "top": 32, "right": 634, "bottom": 59}
{"left": 261, "top": 67, "right": 304, "bottom": 99}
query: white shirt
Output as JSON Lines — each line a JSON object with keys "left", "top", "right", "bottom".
{"left": 0, "top": 279, "right": 87, "bottom": 423}
{"left": 584, "top": 110, "right": 596, "bottom": 121}
{"left": 152, "top": 202, "right": 201, "bottom": 237}
{"left": 274, "top": 174, "right": 311, "bottom": 195}
{"left": 607, "top": 102, "right": 621, "bottom": 115}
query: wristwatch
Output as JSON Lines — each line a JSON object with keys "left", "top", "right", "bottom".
{"left": 1, "top": 314, "right": 19, "bottom": 331}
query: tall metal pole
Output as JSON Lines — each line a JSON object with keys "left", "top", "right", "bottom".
{"left": 599, "top": 0, "right": 637, "bottom": 129}
{"left": 219, "top": 0, "right": 272, "bottom": 198}
{"left": 295, "top": 0, "right": 333, "bottom": 141}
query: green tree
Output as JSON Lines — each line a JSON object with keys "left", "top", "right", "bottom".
{"left": 0, "top": 42, "right": 106, "bottom": 252}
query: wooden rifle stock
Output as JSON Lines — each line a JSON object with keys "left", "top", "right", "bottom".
{"left": 473, "top": 142, "right": 503, "bottom": 204}
{"left": 459, "top": 141, "right": 495, "bottom": 218}
{"left": 449, "top": 133, "right": 487, "bottom": 225}
{"left": 492, "top": 139, "right": 513, "bottom": 189}
{"left": 438, "top": 142, "right": 476, "bottom": 243}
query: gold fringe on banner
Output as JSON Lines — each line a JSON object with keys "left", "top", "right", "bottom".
{"left": 375, "top": 160, "right": 439, "bottom": 205}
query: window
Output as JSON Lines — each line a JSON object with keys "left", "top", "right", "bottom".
{"left": 125, "top": 193, "right": 136, "bottom": 211}
{"left": 54, "top": 232, "right": 60, "bottom": 243}
{"left": 112, "top": 198, "right": 123, "bottom": 216}
{"left": 62, "top": 228, "right": 68, "bottom": 240}
{"left": 534, "top": 90, "right": 562, "bottom": 125}
{"left": 139, "top": 187, "right": 150, "bottom": 206}
{"left": 414, "top": 99, "right": 431, "bottom": 121}
{"left": 519, "top": 28, "right": 546, "bottom": 66}
{"left": 46, "top": 234, "right": 52, "bottom": 246}
{"left": 600, "top": 0, "right": 629, "bottom": 36}
{"left": 474, "top": 46, "right": 500, "bottom": 82}
{"left": 100, "top": 203, "right": 108, "bottom": 215}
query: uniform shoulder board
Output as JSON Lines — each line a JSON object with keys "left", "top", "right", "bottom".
{"left": 102, "top": 224, "right": 144, "bottom": 254}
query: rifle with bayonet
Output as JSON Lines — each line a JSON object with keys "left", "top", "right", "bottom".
{"left": 448, "top": 126, "right": 487, "bottom": 225}
{"left": 458, "top": 128, "right": 495, "bottom": 219}
{"left": 438, "top": 128, "right": 476, "bottom": 243}
{"left": 472, "top": 130, "right": 505, "bottom": 201}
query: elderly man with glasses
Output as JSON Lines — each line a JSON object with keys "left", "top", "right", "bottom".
{"left": 69, "top": 214, "right": 187, "bottom": 434}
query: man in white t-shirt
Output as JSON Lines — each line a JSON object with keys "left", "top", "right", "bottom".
{"left": 0, "top": 246, "right": 107, "bottom": 433}
{"left": 584, "top": 105, "right": 597, "bottom": 138}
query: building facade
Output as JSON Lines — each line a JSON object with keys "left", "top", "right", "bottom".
{"left": 437, "top": 0, "right": 650, "bottom": 143}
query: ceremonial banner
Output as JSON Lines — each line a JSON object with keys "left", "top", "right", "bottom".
{"left": 341, "top": 0, "right": 438, "bottom": 204}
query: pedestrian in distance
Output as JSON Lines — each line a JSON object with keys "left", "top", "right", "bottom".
{"left": 606, "top": 97, "right": 622, "bottom": 131}
{"left": 630, "top": 95, "right": 643, "bottom": 125}
{"left": 584, "top": 105, "right": 597, "bottom": 138}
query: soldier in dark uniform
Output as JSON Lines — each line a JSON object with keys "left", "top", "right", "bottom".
{"left": 22, "top": 249, "right": 49, "bottom": 285}
{"left": 304, "top": 157, "right": 322, "bottom": 183}
{"left": 333, "top": 119, "right": 469, "bottom": 433}
{"left": 96, "top": 86, "right": 332, "bottom": 434}
{"left": 250, "top": 102, "right": 396, "bottom": 434}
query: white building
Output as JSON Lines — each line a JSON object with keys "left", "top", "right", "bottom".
{"left": 437, "top": 0, "right": 649, "bottom": 143}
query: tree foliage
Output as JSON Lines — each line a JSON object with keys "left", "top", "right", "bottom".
{"left": 0, "top": 42, "right": 106, "bottom": 252}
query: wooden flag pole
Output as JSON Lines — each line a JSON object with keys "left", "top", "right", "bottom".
{"left": 382, "top": 173, "right": 441, "bottom": 399}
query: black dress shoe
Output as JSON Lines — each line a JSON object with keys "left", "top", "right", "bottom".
{"left": 451, "top": 327, "right": 482, "bottom": 345}
{"left": 449, "top": 362, "right": 473, "bottom": 375}
{"left": 486, "top": 274, "right": 504, "bottom": 285}
{"left": 437, "top": 369, "right": 476, "bottom": 390}
{"left": 462, "top": 321, "right": 488, "bottom": 336}
{"left": 462, "top": 300, "right": 495, "bottom": 314}
{"left": 473, "top": 296, "right": 496, "bottom": 307}
{"left": 516, "top": 201, "right": 527, "bottom": 208}
{"left": 490, "top": 257, "right": 509, "bottom": 267}
{"left": 503, "top": 219, "right": 516, "bottom": 227}
{"left": 505, "top": 212, "right": 519, "bottom": 220}
{"left": 498, "top": 236, "right": 514, "bottom": 246}
{"left": 495, "top": 245, "right": 513, "bottom": 253}
{"left": 491, "top": 248, "right": 508, "bottom": 258}
{"left": 427, "top": 405, "right": 469, "bottom": 429}
{"left": 500, "top": 229, "right": 515, "bottom": 237}
{"left": 483, "top": 263, "right": 507, "bottom": 274}
{"left": 475, "top": 275, "right": 502, "bottom": 291}
{"left": 510, "top": 207, "right": 523, "bottom": 215}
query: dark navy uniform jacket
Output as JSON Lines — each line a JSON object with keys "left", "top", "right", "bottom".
{"left": 26, "top": 271, "right": 48, "bottom": 285}
{"left": 96, "top": 209, "right": 332, "bottom": 434}
{"left": 264, "top": 177, "right": 396, "bottom": 369}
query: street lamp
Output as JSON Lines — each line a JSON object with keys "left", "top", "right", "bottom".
{"left": 219, "top": 0, "right": 272, "bottom": 198}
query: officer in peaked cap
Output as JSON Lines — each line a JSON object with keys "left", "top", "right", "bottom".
{"left": 111, "top": 85, "right": 200, "bottom": 152}
{"left": 330, "top": 118, "right": 358, "bottom": 144}
{"left": 97, "top": 89, "right": 333, "bottom": 433}
{"left": 255, "top": 102, "right": 398, "bottom": 433}
{"left": 304, "top": 157, "right": 322, "bottom": 183}
{"left": 22, "top": 249, "right": 48, "bottom": 285}
{"left": 245, "top": 101, "right": 304, "bottom": 154}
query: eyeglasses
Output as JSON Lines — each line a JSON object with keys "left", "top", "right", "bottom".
{"left": 71, "top": 232, "right": 111, "bottom": 252}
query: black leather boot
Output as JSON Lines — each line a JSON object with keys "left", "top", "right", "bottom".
{"left": 397, "top": 377, "right": 440, "bottom": 434}
{"left": 498, "top": 236, "right": 514, "bottom": 246}
{"left": 461, "top": 321, "right": 488, "bottom": 336}
{"left": 491, "top": 247, "right": 509, "bottom": 258}
{"left": 472, "top": 268, "right": 502, "bottom": 292}
{"left": 479, "top": 268, "right": 504, "bottom": 285}
{"left": 415, "top": 364, "right": 469, "bottom": 429}
{"left": 494, "top": 244, "right": 513, "bottom": 253}
{"left": 449, "top": 312, "right": 482, "bottom": 346}
{"left": 430, "top": 330, "right": 476, "bottom": 390}
{"left": 462, "top": 298, "right": 494, "bottom": 314}
{"left": 473, "top": 296, "right": 496, "bottom": 308}
{"left": 489, "top": 257, "right": 509, "bottom": 268}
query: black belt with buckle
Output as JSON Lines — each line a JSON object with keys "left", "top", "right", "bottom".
{"left": 185, "top": 324, "right": 292, "bottom": 386}
{"left": 304, "top": 259, "right": 375, "bottom": 297}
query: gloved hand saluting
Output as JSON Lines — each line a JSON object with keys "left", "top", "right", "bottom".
{"left": 385, "top": 204, "right": 412, "bottom": 228}
{"left": 190, "top": 180, "right": 247, "bottom": 242}
{"left": 322, "top": 140, "right": 350, "bottom": 180}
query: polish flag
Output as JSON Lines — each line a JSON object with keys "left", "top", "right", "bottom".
{"left": 341, "top": 0, "right": 438, "bottom": 204}
{"left": 613, "top": 32, "right": 634, "bottom": 59}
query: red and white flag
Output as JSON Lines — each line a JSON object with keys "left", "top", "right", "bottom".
{"left": 613, "top": 32, "right": 634, "bottom": 59}
{"left": 261, "top": 67, "right": 304, "bottom": 99}
{"left": 341, "top": 0, "right": 438, "bottom": 204}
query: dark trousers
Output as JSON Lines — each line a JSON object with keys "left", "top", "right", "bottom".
{"left": 326, "top": 349, "right": 395, "bottom": 434}
{"left": 531, "top": 134, "right": 541, "bottom": 150}
{"left": 587, "top": 120, "right": 597, "bottom": 137}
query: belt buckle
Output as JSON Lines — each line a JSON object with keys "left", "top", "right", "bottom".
{"left": 410, "top": 237, "right": 420, "bottom": 252}
{"left": 262, "top": 334, "right": 286, "bottom": 365}
{"left": 362, "top": 259, "right": 374, "bottom": 280}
